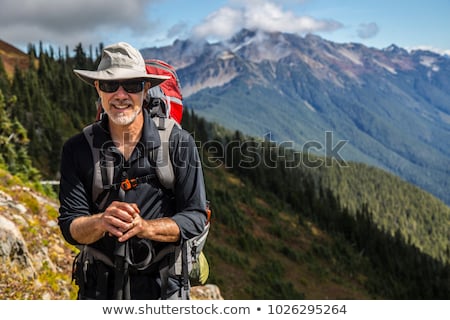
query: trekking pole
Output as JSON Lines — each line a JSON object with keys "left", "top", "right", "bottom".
{"left": 114, "top": 241, "right": 127, "bottom": 300}
{"left": 113, "top": 240, "right": 129, "bottom": 299}
{"left": 113, "top": 187, "right": 131, "bottom": 299}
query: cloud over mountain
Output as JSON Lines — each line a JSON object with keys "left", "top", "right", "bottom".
{"left": 0, "top": 0, "right": 343, "bottom": 50}
{"left": 357, "top": 22, "right": 379, "bottom": 39}
{"left": 191, "top": 0, "right": 343, "bottom": 42}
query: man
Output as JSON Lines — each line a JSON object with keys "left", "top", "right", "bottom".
{"left": 58, "top": 42, "right": 208, "bottom": 299}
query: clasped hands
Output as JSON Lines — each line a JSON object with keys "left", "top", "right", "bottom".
{"left": 101, "top": 201, "right": 143, "bottom": 242}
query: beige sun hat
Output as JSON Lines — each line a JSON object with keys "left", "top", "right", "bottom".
{"left": 73, "top": 42, "right": 169, "bottom": 88}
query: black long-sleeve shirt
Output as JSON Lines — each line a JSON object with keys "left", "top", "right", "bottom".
{"left": 58, "top": 109, "right": 207, "bottom": 259}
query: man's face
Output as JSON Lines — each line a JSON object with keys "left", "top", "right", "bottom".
{"left": 95, "top": 80, "right": 150, "bottom": 126}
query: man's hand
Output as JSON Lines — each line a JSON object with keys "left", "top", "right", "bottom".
{"left": 70, "top": 201, "right": 180, "bottom": 244}
{"left": 118, "top": 215, "right": 181, "bottom": 243}
{"left": 69, "top": 201, "right": 139, "bottom": 244}
{"left": 101, "top": 201, "right": 140, "bottom": 238}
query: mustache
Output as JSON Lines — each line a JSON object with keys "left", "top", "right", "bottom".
{"left": 110, "top": 99, "right": 134, "bottom": 106}
{"left": 109, "top": 99, "right": 134, "bottom": 106}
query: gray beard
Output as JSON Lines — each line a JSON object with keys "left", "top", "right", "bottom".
{"left": 108, "top": 108, "right": 141, "bottom": 126}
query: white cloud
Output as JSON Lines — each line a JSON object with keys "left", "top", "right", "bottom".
{"left": 167, "top": 22, "right": 190, "bottom": 40}
{"left": 192, "top": 0, "right": 342, "bottom": 42}
{"left": 408, "top": 45, "right": 450, "bottom": 57}
{"left": 0, "top": 0, "right": 156, "bottom": 49}
{"left": 356, "top": 22, "right": 379, "bottom": 39}
{"left": 192, "top": 7, "right": 245, "bottom": 41}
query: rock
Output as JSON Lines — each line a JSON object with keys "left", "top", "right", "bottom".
{"left": 0, "top": 215, "right": 36, "bottom": 277}
{"left": 190, "top": 284, "right": 224, "bottom": 300}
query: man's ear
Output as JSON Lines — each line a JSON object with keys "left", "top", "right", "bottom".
{"left": 94, "top": 80, "right": 101, "bottom": 95}
{"left": 144, "top": 81, "right": 152, "bottom": 91}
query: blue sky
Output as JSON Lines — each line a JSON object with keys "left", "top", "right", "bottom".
{"left": 1, "top": 0, "right": 449, "bottom": 55}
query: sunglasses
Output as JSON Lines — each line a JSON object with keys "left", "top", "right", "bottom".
{"left": 98, "top": 80, "right": 145, "bottom": 93}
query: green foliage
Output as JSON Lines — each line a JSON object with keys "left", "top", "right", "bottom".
{"left": 0, "top": 90, "right": 40, "bottom": 180}
{"left": 0, "top": 57, "right": 10, "bottom": 94}
{"left": 183, "top": 108, "right": 449, "bottom": 299}
{"left": 6, "top": 43, "right": 98, "bottom": 178}
{"left": 318, "top": 162, "right": 450, "bottom": 264}
{"left": 248, "top": 261, "right": 305, "bottom": 299}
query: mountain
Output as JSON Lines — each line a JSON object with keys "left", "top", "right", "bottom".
{"left": 0, "top": 39, "right": 30, "bottom": 77}
{"left": 141, "top": 29, "right": 450, "bottom": 206}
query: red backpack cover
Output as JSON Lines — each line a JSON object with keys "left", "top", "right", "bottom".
{"left": 145, "top": 59, "right": 183, "bottom": 124}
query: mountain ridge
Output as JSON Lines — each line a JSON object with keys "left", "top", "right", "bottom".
{"left": 141, "top": 29, "right": 450, "bottom": 205}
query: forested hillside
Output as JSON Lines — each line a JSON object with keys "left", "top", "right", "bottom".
{"left": 0, "top": 41, "right": 448, "bottom": 299}
{"left": 181, "top": 110, "right": 449, "bottom": 298}
{"left": 0, "top": 41, "right": 99, "bottom": 177}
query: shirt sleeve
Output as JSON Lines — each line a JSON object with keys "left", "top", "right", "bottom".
{"left": 58, "top": 133, "right": 93, "bottom": 245}
{"left": 169, "top": 127, "right": 208, "bottom": 240}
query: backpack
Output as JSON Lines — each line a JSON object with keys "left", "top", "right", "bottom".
{"left": 76, "top": 60, "right": 210, "bottom": 299}
{"left": 145, "top": 59, "right": 183, "bottom": 124}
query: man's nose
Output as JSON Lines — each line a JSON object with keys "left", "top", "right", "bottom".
{"left": 114, "top": 85, "right": 129, "bottom": 96}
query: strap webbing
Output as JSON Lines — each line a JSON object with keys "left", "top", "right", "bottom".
{"left": 113, "top": 185, "right": 130, "bottom": 299}
{"left": 151, "top": 117, "right": 177, "bottom": 191}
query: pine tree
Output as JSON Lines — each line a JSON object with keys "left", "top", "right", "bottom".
{"left": 0, "top": 57, "right": 10, "bottom": 95}
{"left": 0, "top": 90, "right": 39, "bottom": 180}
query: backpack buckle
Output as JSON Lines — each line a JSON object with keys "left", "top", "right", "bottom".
{"left": 121, "top": 178, "right": 138, "bottom": 191}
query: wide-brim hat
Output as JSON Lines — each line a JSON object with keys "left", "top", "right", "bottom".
{"left": 73, "top": 42, "right": 169, "bottom": 88}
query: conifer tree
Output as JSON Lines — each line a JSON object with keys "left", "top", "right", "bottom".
{"left": 0, "top": 57, "right": 10, "bottom": 95}
{"left": 0, "top": 90, "right": 39, "bottom": 180}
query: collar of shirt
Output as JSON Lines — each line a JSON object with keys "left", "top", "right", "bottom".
{"left": 92, "top": 108, "right": 161, "bottom": 152}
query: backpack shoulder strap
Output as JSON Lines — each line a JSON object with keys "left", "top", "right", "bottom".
{"left": 83, "top": 122, "right": 114, "bottom": 210}
{"left": 83, "top": 124, "right": 101, "bottom": 201}
{"left": 151, "top": 116, "right": 180, "bottom": 192}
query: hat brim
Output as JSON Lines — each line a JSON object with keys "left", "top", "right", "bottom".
{"left": 73, "top": 67, "right": 170, "bottom": 88}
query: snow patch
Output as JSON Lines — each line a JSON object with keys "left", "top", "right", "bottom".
{"left": 232, "top": 38, "right": 254, "bottom": 53}
{"left": 438, "top": 111, "right": 450, "bottom": 125}
{"left": 337, "top": 48, "right": 363, "bottom": 66}
{"left": 303, "top": 100, "right": 316, "bottom": 112}
{"left": 182, "top": 71, "right": 238, "bottom": 97}
{"left": 373, "top": 59, "right": 397, "bottom": 74}
{"left": 219, "top": 51, "right": 235, "bottom": 60}
{"left": 420, "top": 56, "right": 440, "bottom": 72}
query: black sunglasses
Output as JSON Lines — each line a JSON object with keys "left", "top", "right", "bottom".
{"left": 98, "top": 80, "right": 145, "bottom": 93}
